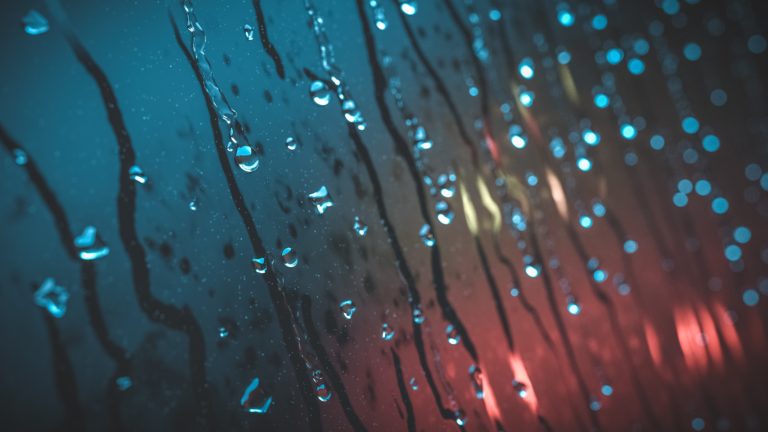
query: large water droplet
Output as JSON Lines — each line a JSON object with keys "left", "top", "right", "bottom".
{"left": 129, "top": 165, "right": 147, "bottom": 184}
{"left": 240, "top": 377, "right": 273, "bottom": 414}
{"left": 399, "top": 1, "right": 418, "bottom": 16}
{"left": 235, "top": 145, "right": 259, "bottom": 172}
{"left": 281, "top": 247, "right": 298, "bottom": 268}
{"left": 353, "top": 216, "right": 368, "bottom": 236}
{"left": 312, "top": 370, "right": 333, "bottom": 402}
{"left": 419, "top": 224, "right": 435, "bottom": 247}
{"left": 446, "top": 324, "right": 461, "bottom": 345}
{"left": 243, "top": 24, "right": 254, "bottom": 41}
{"left": 22, "top": 10, "right": 49, "bottom": 36}
{"left": 74, "top": 226, "right": 110, "bottom": 261}
{"left": 381, "top": 323, "right": 395, "bottom": 340}
{"left": 339, "top": 300, "right": 357, "bottom": 319}
{"left": 342, "top": 99, "right": 367, "bottom": 130}
{"left": 34, "top": 278, "right": 69, "bottom": 318}
{"left": 310, "top": 80, "right": 331, "bottom": 106}
{"left": 308, "top": 186, "right": 334, "bottom": 214}
{"left": 435, "top": 201, "right": 454, "bottom": 225}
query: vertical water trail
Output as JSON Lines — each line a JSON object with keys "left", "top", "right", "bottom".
{"left": 0, "top": 126, "right": 87, "bottom": 430}
{"left": 391, "top": 349, "right": 417, "bottom": 432}
{"left": 251, "top": 0, "right": 285, "bottom": 79}
{"left": 300, "top": 296, "right": 367, "bottom": 432}
{"left": 169, "top": 16, "right": 324, "bottom": 431}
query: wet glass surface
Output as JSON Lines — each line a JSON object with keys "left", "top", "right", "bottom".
{"left": 1, "top": 0, "right": 767, "bottom": 431}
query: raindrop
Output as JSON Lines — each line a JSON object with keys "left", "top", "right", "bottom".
{"left": 437, "top": 172, "right": 456, "bottom": 198}
{"left": 129, "top": 165, "right": 147, "bottom": 184}
{"left": 234, "top": 145, "right": 259, "bottom": 172}
{"left": 74, "top": 226, "right": 110, "bottom": 261}
{"left": 312, "top": 370, "right": 333, "bottom": 402}
{"left": 22, "top": 10, "right": 49, "bottom": 36}
{"left": 567, "top": 295, "right": 582, "bottom": 315}
{"left": 435, "top": 201, "right": 454, "bottom": 225}
{"left": 240, "top": 377, "right": 273, "bottom": 414}
{"left": 446, "top": 324, "right": 461, "bottom": 345}
{"left": 419, "top": 224, "right": 435, "bottom": 247}
{"left": 468, "top": 365, "right": 484, "bottom": 399}
{"left": 188, "top": 198, "right": 198, "bottom": 211}
{"left": 399, "top": 1, "right": 418, "bottom": 16}
{"left": 342, "top": 99, "right": 367, "bottom": 130}
{"left": 453, "top": 409, "right": 467, "bottom": 426}
{"left": 13, "top": 149, "right": 27, "bottom": 166}
{"left": 309, "top": 80, "right": 331, "bottom": 106}
{"left": 285, "top": 136, "right": 298, "bottom": 151}
{"left": 34, "top": 278, "right": 69, "bottom": 318}
{"left": 339, "top": 300, "right": 357, "bottom": 320}
{"left": 218, "top": 326, "right": 229, "bottom": 338}
{"left": 381, "top": 323, "right": 395, "bottom": 340}
{"left": 116, "top": 376, "right": 132, "bottom": 391}
{"left": 412, "top": 306, "right": 425, "bottom": 324}
{"left": 281, "top": 247, "right": 298, "bottom": 268}
{"left": 512, "top": 380, "right": 528, "bottom": 398}
{"left": 251, "top": 256, "right": 267, "bottom": 273}
{"left": 409, "top": 377, "right": 418, "bottom": 391}
{"left": 353, "top": 216, "right": 368, "bottom": 236}
{"left": 243, "top": 24, "right": 254, "bottom": 41}
{"left": 308, "top": 186, "right": 334, "bottom": 214}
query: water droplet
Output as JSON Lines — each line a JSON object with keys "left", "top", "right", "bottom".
{"left": 469, "top": 365, "right": 484, "bottom": 399}
{"left": 308, "top": 186, "right": 334, "bottom": 214}
{"left": 437, "top": 172, "right": 456, "bottom": 198}
{"left": 74, "top": 226, "right": 110, "bottom": 261}
{"left": 512, "top": 379, "right": 528, "bottom": 398}
{"left": 235, "top": 145, "right": 259, "bottom": 173}
{"left": 129, "top": 165, "right": 147, "bottom": 184}
{"left": 342, "top": 99, "right": 367, "bottom": 130}
{"left": 567, "top": 295, "right": 582, "bottom": 315}
{"left": 285, "top": 136, "right": 298, "bottom": 151}
{"left": 339, "top": 300, "right": 357, "bottom": 319}
{"left": 435, "top": 201, "right": 454, "bottom": 225}
{"left": 281, "top": 247, "right": 298, "bottom": 268}
{"left": 409, "top": 377, "right": 418, "bottom": 390}
{"left": 399, "top": 1, "right": 418, "bottom": 15}
{"left": 412, "top": 306, "right": 425, "bottom": 324}
{"left": 243, "top": 24, "right": 254, "bottom": 41}
{"left": 34, "top": 278, "right": 69, "bottom": 318}
{"left": 312, "top": 370, "right": 333, "bottom": 402}
{"left": 353, "top": 216, "right": 368, "bottom": 236}
{"left": 419, "top": 224, "right": 435, "bottom": 247}
{"left": 218, "top": 326, "right": 229, "bottom": 338}
{"left": 240, "top": 377, "right": 273, "bottom": 414}
{"left": 116, "top": 376, "right": 132, "bottom": 391}
{"left": 310, "top": 80, "right": 331, "bottom": 106}
{"left": 251, "top": 256, "right": 268, "bottom": 274}
{"left": 189, "top": 198, "right": 198, "bottom": 211}
{"left": 22, "top": 10, "right": 49, "bottom": 36}
{"left": 453, "top": 409, "right": 467, "bottom": 426}
{"left": 446, "top": 324, "right": 461, "bottom": 345}
{"left": 13, "top": 149, "right": 27, "bottom": 166}
{"left": 381, "top": 323, "right": 395, "bottom": 340}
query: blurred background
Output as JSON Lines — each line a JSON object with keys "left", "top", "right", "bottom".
{"left": 1, "top": 0, "right": 767, "bottom": 431}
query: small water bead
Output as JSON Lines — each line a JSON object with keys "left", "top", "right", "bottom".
{"left": 550, "top": 137, "right": 566, "bottom": 158}
{"left": 624, "top": 239, "right": 639, "bottom": 254}
{"left": 710, "top": 89, "right": 727, "bottom": 106}
{"left": 733, "top": 227, "right": 751, "bottom": 244}
{"left": 234, "top": 145, "right": 259, "bottom": 172}
{"left": 308, "top": 186, "right": 334, "bottom": 214}
{"left": 243, "top": 24, "right": 254, "bottom": 41}
{"left": 34, "top": 278, "right": 69, "bottom": 318}
{"left": 526, "top": 172, "right": 538, "bottom": 186}
{"left": 189, "top": 198, "right": 198, "bottom": 211}
{"left": 627, "top": 58, "right": 646, "bottom": 75}
{"left": 468, "top": 365, "right": 484, "bottom": 399}
{"left": 577, "top": 157, "right": 593, "bottom": 172}
{"left": 436, "top": 173, "right": 456, "bottom": 198}
{"left": 745, "top": 163, "right": 762, "bottom": 181}
{"left": 557, "top": 4, "right": 575, "bottom": 27}
{"left": 381, "top": 323, "right": 395, "bottom": 340}
{"left": 566, "top": 296, "right": 582, "bottom": 315}
{"left": 399, "top": 1, "right": 417, "bottom": 15}
{"left": 339, "top": 300, "right": 357, "bottom": 320}
{"left": 309, "top": 80, "right": 331, "bottom": 106}
{"left": 683, "top": 43, "right": 702, "bottom": 61}
{"left": 510, "top": 287, "right": 520, "bottom": 297}
{"left": 519, "top": 90, "right": 535, "bottom": 107}
{"left": 241, "top": 377, "right": 273, "bottom": 414}
{"left": 342, "top": 99, "right": 366, "bottom": 130}
{"left": 650, "top": 134, "right": 665, "bottom": 150}
{"left": 678, "top": 179, "right": 693, "bottom": 194}
{"left": 682, "top": 116, "right": 700, "bottom": 134}
{"left": 251, "top": 257, "right": 267, "bottom": 274}
{"left": 446, "top": 324, "right": 461, "bottom": 345}
{"left": 519, "top": 58, "right": 535, "bottom": 80}
{"left": 281, "top": 247, "right": 298, "bottom": 268}
{"left": 606, "top": 48, "right": 624, "bottom": 65}
{"left": 743, "top": 289, "right": 759, "bottom": 306}
{"left": 129, "top": 165, "right": 147, "bottom": 184}
{"left": 620, "top": 123, "right": 637, "bottom": 140}
{"left": 711, "top": 197, "right": 729, "bottom": 214}
{"left": 724, "top": 245, "right": 742, "bottom": 262}
{"left": 74, "top": 226, "right": 110, "bottom": 261}
{"left": 285, "top": 136, "right": 298, "bottom": 151}
{"left": 748, "top": 34, "right": 768, "bottom": 54}
{"left": 673, "top": 192, "right": 688, "bottom": 207}
{"left": 419, "top": 224, "right": 435, "bottom": 247}
{"left": 702, "top": 134, "right": 720, "bottom": 152}
{"left": 694, "top": 179, "right": 711, "bottom": 196}
{"left": 218, "top": 326, "right": 229, "bottom": 338}
{"left": 412, "top": 306, "right": 425, "bottom": 324}
{"left": 116, "top": 376, "right": 133, "bottom": 391}
{"left": 512, "top": 380, "right": 528, "bottom": 398}
{"left": 13, "top": 149, "right": 28, "bottom": 165}
{"left": 589, "top": 398, "right": 602, "bottom": 411}
{"left": 557, "top": 49, "right": 572, "bottom": 65}
{"left": 370, "top": 0, "right": 388, "bottom": 30}
{"left": 592, "top": 201, "right": 606, "bottom": 217}
{"left": 312, "top": 370, "right": 333, "bottom": 402}
{"left": 525, "top": 263, "right": 541, "bottom": 278}
{"left": 409, "top": 377, "right": 418, "bottom": 391}
{"left": 579, "top": 214, "right": 594, "bottom": 229}
{"left": 594, "top": 93, "right": 610, "bottom": 109}
{"left": 22, "top": 10, "right": 49, "bottom": 35}
{"left": 453, "top": 409, "right": 467, "bottom": 426}
{"left": 509, "top": 124, "right": 528, "bottom": 149}
{"left": 583, "top": 129, "right": 600, "bottom": 146}
{"left": 435, "top": 201, "right": 454, "bottom": 225}
{"left": 591, "top": 14, "right": 608, "bottom": 31}
{"left": 353, "top": 216, "right": 368, "bottom": 236}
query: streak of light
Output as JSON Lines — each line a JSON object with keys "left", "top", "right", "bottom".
{"left": 545, "top": 168, "right": 569, "bottom": 221}
{"left": 476, "top": 174, "right": 502, "bottom": 233}
{"left": 460, "top": 179, "right": 478, "bottom": 236}
{"left": 508, "top": 353, "right": 538, "bottom": 413}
